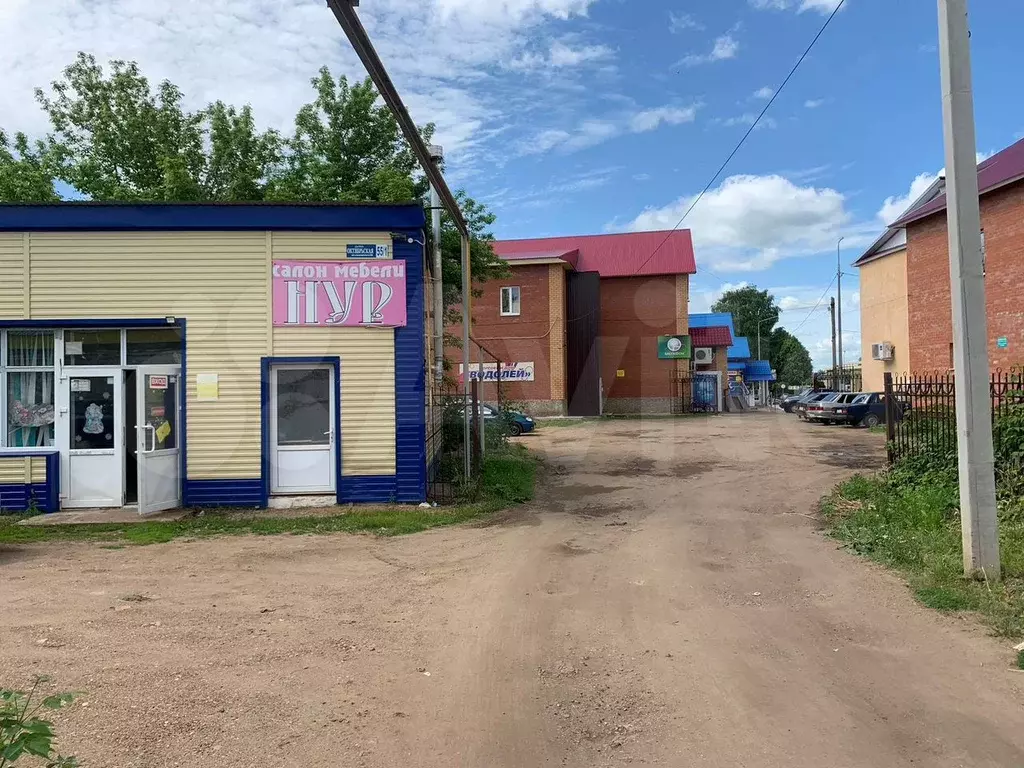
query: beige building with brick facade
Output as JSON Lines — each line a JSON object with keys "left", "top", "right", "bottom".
{"left": 857, "top": 137, "right": 1024, "bottom": 378}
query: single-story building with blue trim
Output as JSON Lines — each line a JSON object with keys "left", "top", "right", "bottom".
{"left": 0, "top": 203, "right": 428, "bottom": 513}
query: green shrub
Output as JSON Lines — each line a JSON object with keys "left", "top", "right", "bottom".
{"left": 1, "top": 677, "right": 77, "bottom": 767}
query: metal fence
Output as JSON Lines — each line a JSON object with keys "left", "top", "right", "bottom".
{"left": 883, "top": 368, "right": 1024, "bottom": 465}
{"left": 671, "top": 368, "right": 720, "bottom": 414}
{"left": 426, "top": 337, "right": 508, "bottom": 503}
{"left": 814, "top": 364, "right": 863, "bottom": 394}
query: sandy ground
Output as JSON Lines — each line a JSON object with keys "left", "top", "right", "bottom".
{"left": 2, "top": 413, "right": 1023, "bottom": 767}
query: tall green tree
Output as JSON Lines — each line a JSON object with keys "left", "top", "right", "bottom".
{"left": 33, "top": 53, "right": 280, "bottom": 201}
{"left": 712, "top": 286, "right": 781, "bottom": 359}
{"left": 0, "top": 130, "right": 58, "bottom": 201}
{"left": 268, "top": 67, "right": 421, "bottom": 204}
{"left": 0, "top": 53, "right": 505, "bottom": 298}
{"left": 772, "top": 328, "right": 813, "bottom": 386}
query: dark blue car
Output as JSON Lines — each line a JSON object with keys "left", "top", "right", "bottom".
{"left": 831, "top": 392, "right": 906, "bottom": 427}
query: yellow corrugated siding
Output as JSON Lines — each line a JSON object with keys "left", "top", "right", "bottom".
{"left": 30, "top": 457, "right": 47, "bottom": 484}
{"left": 0, "top": 457, "right": 29, "bottom": 484}
{"left": 272, "top": 328, "right": 396, "bottom": 476}
{"left": 270, "top": 232, "right": 397, "bottom": 476}
{"left": 0, "top": 234, "right": 25, "bottom": 319}
{"left": 29, "top": 232, "right": 269, "bottom": 479}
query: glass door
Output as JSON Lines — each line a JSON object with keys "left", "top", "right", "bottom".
{"left": 136, "top": 368, "right": 181, "bottom": 514}
{"left": 270, "top": 366, "right": 336, "bottom": 494}
{"left": 63, "top": 370, "right": 123, "bottom": 508}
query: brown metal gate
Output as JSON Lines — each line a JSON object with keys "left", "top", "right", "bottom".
{"left": 566, "top": 271, "right": 602, "bottom": 416}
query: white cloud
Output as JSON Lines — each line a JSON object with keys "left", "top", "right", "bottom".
{"left": 521, "top": 102, "right": 701, "bottom": 154}
{"left": 804, "top": 98, "right": 826, "bottom": 109}
{"left": 669, "top": 12, "right": 704, "bottom": 33}
{"left": 633, "top": 173, "right": 652, "bottom": 182}
{"left": 779, "top": 296, "right": 805, "bottom": 311}
{"left": 0, "top": 0, "right": 599, "bottom": 165}
{"left": 689, "top": 282, "right": 750, "bottom": 313}
{"left": 750, "top": 0, "right": 845, "bottom": 14}
{"left": 511, "top": 40, "right": 614, "bottom": 70}
{"left": 678, "top": 34, "right": 739, "bottom": 67}
{"left": 717, "top": 113, "right": 778, "bottom": 130}
{"left": 624, "top": 174, "right": 875, "bottom": 273}
{"left": 753, "top": 86, "right": 774, "bottom": 100}
{"left": 629, "top": 105, "right": 699, "bottom": 132}
{"left": 876, "top": 151, "right": 993, "bottom": 225}
{"left": 877, "top": 172, "right": 938, "bottom": 225}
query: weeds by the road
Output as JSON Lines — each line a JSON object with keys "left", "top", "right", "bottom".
{"left": 822, "top": 473, "right": 1024, "bottom": 639}
{"left": 1018, "top": 649, "right": 1024, "bottom": 670}
{"left": 0, "top": 448, "right": 537, "bottom": 548}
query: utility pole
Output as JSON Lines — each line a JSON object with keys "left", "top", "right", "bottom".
{"left": 836, "top": 236, "right": 845, "bottom": 390}
{"left": 829, "top": 297, "right": 837, "bottom": 387}
{"left": 938, "top": 0, "right": 1000, "bottom": 578}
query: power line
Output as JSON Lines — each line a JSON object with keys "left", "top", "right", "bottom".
{"left": 791, "top": 275, "right": 838, "bottom": 334}
{"left": 631, "top": 0, "right": 848, "bottom": 281}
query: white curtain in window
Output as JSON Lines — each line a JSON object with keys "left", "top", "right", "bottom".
{"left": 6, "top": 333, "right": 55, "bottom": 447}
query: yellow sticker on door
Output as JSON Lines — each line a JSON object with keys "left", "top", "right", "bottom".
{"left": 155, "top": 421, "right": 172, "bottom": 443}
{"left": 616, "top": 369, "right": 626, "bottom": 378}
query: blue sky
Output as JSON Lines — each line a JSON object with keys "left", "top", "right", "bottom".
{"left": 3, "top": 0, "right": 1024, "bottom": 367}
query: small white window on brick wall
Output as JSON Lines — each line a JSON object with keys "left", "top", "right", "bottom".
{"left": 500, "top": 286, "right": 522, "bottom": 317}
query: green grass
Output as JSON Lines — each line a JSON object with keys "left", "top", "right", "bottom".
{"left": 822, "top": 473, "right": 1024, "bottom": 639}
{"left": 0, "top": 449, "right": 537, "bottom": 548}
{"left": 868, "top": 425, "right": 888, "bottom": 435}
{"left": 1017, "top": 649, "right": 1024, "bottom": 670}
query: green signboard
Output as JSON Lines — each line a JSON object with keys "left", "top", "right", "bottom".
{"left": 658, "top": 335, "right": 691, "bottom": 360}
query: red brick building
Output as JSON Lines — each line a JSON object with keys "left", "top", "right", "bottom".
{"left": 892, "top": 138, "right": 1024, "bottom": 371}
{"left": 449, "top": 231, "right": 697, "bottom": 415}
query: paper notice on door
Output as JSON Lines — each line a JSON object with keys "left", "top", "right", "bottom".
{"left": 65, "top": 341, "right": 84, "bottom": 356}
{"left": 70, "top": 379, "right": 91, "bottom": 392}
{"left": 196, "top": 373, "right": 219, "bottom": 401}
{"left": 155, "top": 421, "right": 172, "bottom": 443}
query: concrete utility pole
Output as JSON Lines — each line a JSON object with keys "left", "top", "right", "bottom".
{"left": 937, "top": 0, "right": 1000, "bottom": 578}
{"left": 836, "top": 236, "right": 845, "bottom": 389}
{"left": 829, "top": 297, "right": 837, "bottom": 386}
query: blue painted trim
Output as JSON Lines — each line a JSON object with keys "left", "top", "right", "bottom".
{"left": 392, "top": 236, "right": 428, "bottom": 503}
{"left": 338, "top": 475, "right": 398, "bottom": 504}
{"left": 260, "top": 356, "right": 343, "bottom": 506}
{"left": 183, "top": 478, "right": 263, "bottom": 508}
{"left": 0, "top": 203, "right": 426, "bottom": 232}
{"left": 0, "top": 318, "right": 177, "bottom": 329}
{"left": 0, "top": 451, "right": 60, "bottom": 513}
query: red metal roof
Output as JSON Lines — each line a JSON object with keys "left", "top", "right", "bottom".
{"left": 690, "top": 326, "right": 733, "bottom": 348}
{"left": 893, "top": 137, "right": 1024, "bottom": 226}
{"left": 492, "top": 230, "right": 697, "bottom": 278}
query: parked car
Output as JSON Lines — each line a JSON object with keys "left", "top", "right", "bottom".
{"left": 466, "top": 403, "right": 536, "bottom": 436}
{"left": 781, "top": 387, "right": 816, "bottom": 413}
{"left": 831, "top": 392, "right": 907, "bottom": 428}
{"left": 806, "top": 392, "right": 861, "bottom": 424}
{"left": 793, "top": 391, "right": 834, "bottom": 420}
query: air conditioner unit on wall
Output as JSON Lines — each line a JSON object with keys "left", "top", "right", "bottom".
{"left": 871, "top": 342, "right": 895, "bottom": 361}
{"left": 694, "top": 347, "right": 714, "bottom": 365}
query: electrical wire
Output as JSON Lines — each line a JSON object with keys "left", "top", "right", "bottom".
{"left": 631, "top": 0, "right": 848, "bottom": 281}
{"left": 791, "top": 274, "right": 838, "bottom": 334}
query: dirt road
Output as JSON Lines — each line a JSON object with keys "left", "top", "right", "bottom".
{"left": 2, "top": 413, "right": 1023, "bottom": 767}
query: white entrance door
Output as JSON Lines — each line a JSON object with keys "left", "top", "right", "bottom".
{"left": 64, "top": 370, "right": 123, "bottom": 508}
{"left": 136, "top": 368, "right": 181, "bottom": 514}
{"left": 270, "top": 365, "right": 336, "bottom": 494}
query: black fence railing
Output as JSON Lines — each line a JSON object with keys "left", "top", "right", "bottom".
{"left": 814, "top": 364, "right": 863, "bottom": 394}
{"left": 426, "top": 338, "right": 508, "bottom": 504}
{"left": 671, "top": 368, "right": 720, "bottom": 414}
{"left": 883, "top": 368, "right": 1024, "bottom": 466}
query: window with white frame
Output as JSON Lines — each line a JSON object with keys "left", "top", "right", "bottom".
{"left": 500, "top": 286, "right": 521, "bottom": 317}
{"left": 3, "top": 330, "right": 56, "bottom": 448}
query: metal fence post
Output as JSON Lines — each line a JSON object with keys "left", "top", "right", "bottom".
{"left": 884, "top": 371, "right": 896, "bottom": 464}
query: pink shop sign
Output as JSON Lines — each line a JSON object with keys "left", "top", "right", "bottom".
{"left": 272, "top": 260, "right": 408, "bottom": 328}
